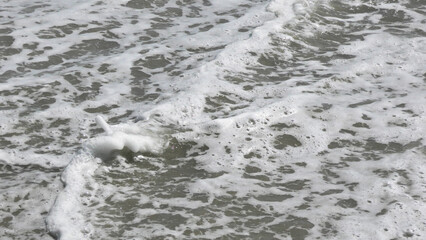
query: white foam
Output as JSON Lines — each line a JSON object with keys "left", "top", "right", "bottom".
{"left": 2, "top": 0, "right": 424, "bottom": 238}
{"left": 46, "top": 151, "right": 99, "bottom": 239}
{"left": 46, "top": 115, "right": 167, "bottom": 238}
{"left": 88, "top": 131, "right": 165, "bottom": 157}
{"left": 95, "top": 116, "right": 113, "bottom": 135}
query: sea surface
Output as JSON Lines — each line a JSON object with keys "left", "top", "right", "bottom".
{"left": 0, "top": 0, "right": 425, "bottom": 239}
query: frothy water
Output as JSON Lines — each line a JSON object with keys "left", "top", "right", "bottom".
{"left": 1, "top": 0, "right": 425, "bottom": 239}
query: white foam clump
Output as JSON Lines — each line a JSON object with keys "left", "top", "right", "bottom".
{"left": 88, "top": 131, "right": 164, "bottom": 158}
{"left": 46, "top": 116, "right": 166, "bottom": 239}
{"left": 89, "top": 116, "right": 165, "bottom": 158}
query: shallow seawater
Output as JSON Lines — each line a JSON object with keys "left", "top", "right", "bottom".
{"left": 0, "top": 0, "right": 425, "bottom": 239}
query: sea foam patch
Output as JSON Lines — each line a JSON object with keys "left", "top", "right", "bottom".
{"left": 46, "top": 116, "right": 167, "bottom": 239}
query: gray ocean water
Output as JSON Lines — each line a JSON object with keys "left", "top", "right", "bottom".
{"left": 0, "top": 0, "right": 425, "bottom": 239}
